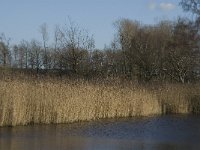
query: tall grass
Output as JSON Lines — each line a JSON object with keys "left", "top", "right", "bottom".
{"left": 0, "top": 78, "right": 199, "bottom": 127}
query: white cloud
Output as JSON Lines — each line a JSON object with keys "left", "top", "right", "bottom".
{"left": 148, "top": 2, "right": 176, "bottom": 11}
{"left": 159, "top": 2, "right": 176, "bottom": 11}
{"left": 148, "top": 2, "right": 157, "bottom": 10}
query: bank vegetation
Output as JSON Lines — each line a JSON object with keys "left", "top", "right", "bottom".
{"left": 0, "top": 0, "right": 200, "bottom": 126}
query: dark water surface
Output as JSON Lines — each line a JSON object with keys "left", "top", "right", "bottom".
{"left": 1, "top": 115, "right": 200, "bottom": 150}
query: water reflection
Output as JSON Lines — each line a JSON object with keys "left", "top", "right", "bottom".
{"left": 1, "top": 115, "right": 200, "bottom": 150}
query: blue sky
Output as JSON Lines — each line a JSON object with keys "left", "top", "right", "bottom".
{"left": 0, "top": 0, "right": 189, "bottom": 49}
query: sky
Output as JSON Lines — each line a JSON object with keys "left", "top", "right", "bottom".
{"left": 0, "top": 0, "right": 190, "bottom": 49}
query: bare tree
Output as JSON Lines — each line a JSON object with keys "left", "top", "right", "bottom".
{"left": 91, "top": 49, "right": 104, "bottom": 75}
{"left": 180, "top": 0, "right": 200, "bottom": 15}
{"left": 13, "top": 40, "right": 29, "bottom": 69}
{"left": 114, "top": 19, "right": 171, "bottom": 81}
{"left": 28, "top": 40, "right": 42, "bottom": 73}
{"left": 39, "top": 23, "right": 49, "bottom": 70}
{"left": 0, "top": 33, "right": 11, "bottom": 67}
{"left": 164, "top": 17, "right": 199, "bottom": 83}
{"left": 58, "top": 19, "right": 95, "bottom": 73}
{"left": 52, "top": 25, "right": 63, "bottom": 71}
{"left": 180, "top": 0, "right": 200, "bottom": 26}
{"left": 114, "top": 19, "right": 141, "bottom": 76}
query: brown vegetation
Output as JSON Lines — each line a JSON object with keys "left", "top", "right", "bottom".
{"left": 0, "top": 76, "right": 199, "bottom": 127}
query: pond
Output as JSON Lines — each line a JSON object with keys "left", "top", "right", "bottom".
{"left": 1, "top": 115, "right": 200, "bottom": 150}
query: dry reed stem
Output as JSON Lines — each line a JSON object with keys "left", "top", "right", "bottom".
{"left": 0, "top": 79, "right": 199, "bottom": 126}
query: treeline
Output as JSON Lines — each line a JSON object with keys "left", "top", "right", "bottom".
{"left": 113, "top": 17, "right": 200, "bottom": 83}
{"left": 0, "top": 17, "right": 200, "bottom": 83}
{"left": 0, "top": 1, "right": 200, "bottom": 83}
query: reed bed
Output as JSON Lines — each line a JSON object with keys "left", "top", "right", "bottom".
{"left": 0, "top": 78, "right": 199, "bottom": 127}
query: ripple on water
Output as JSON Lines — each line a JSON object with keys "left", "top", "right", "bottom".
{"left": 1, "top": 115, "right": 200, "bottom": 150}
